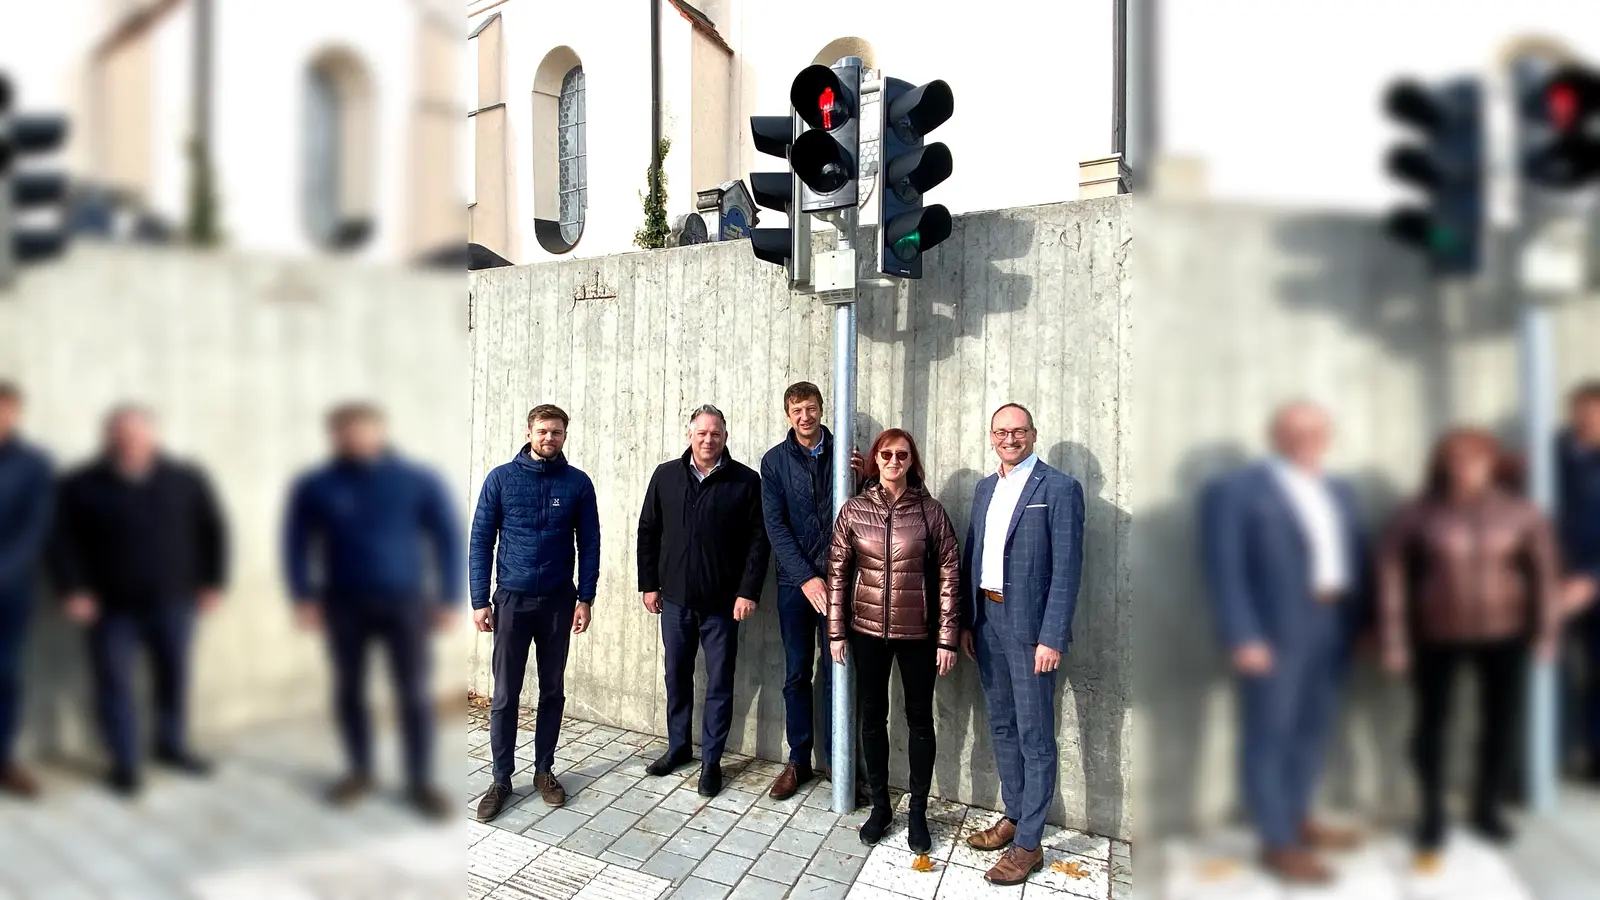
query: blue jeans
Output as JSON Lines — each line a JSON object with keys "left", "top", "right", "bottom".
{"left": 778, "top": 584, "right": 832, "bottom": 768}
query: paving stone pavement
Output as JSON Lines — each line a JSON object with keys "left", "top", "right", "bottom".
{"left": 467, "top": 711, "right": 1133, "bottom": 900}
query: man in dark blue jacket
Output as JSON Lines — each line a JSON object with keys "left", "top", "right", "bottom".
{"left": 283, "top": 403, "right": 460, "bottom": 818}
{"left": 1557, "top": 381, "right": 1600, "bottom": 780}
{"left": 1197, "top": 402, "right": 1367, "bottom": 884}
{"left": 639, "top": 405, "right": 770, "bottom": 798}
{"left": 0, "top": 382, "right": 51, "bottom": 798}
{"left": 470, "top": 404, "right": 600, "bottom": 822}
{"left": 759, "top": 381, "right": 864, "bottom": 800}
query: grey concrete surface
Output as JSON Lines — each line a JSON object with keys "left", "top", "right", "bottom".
{"left": 466, "top": 198, "right": 1134, "bottom": 840}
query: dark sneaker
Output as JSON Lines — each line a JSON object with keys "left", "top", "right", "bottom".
{"left": 326, "top": 774, "right": 372, "bottom": 807}
{"left": 153, "top": 749, "right": 213, "bottom": 777}
{"left": 646, "top": 747, "right": 693, "bottom": 777}
{"left": 697, "top": 763, "right": 723, "bottom": 798}
{"left": 858, "top": 803, "right": 892, "bottom": 846}
{"left": 107, "top": 768, "right": 142, "bottom": 797}
{"left": 533, "top": 771, "right": 567, "bottom": 807}
{"left": 475, "top": 782, "right": 512, "bottom": 822}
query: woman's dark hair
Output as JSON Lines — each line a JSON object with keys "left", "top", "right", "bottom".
{"left": 866, "top": 428, "right": 927, "bottom": 489}
{"left": 1424, "top": 427, "right": 1519, "bottom": 498}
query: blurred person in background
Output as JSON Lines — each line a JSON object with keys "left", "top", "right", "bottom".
{"left": 1557, "top": 381, "right": 1600, "bottom": 782}
{"left": 283, "top": 403, "right": 460, "bottom": 819}
{"left": 759, "top": 381, "right": 866, "bottom": 802}
{"left": 52, "top": 405, "right": 227, "bottom": 796}
{"left": 825, "top": 428, "right": 960, "bottom": 851}
{"left": 1198, "top": 401, "right": 1367, "bottom": 885}
{"left": 0, "top": 382, "right": 52, "bottom": 798}
{"left": 1378, "top": 428, "right": 1562, "bottom": 855}
{"left": 958, "top": 403, "right": 1086, "bottom": 887}
{"left": 637, "top": 405, "right": 769, "bottom": 799}
{"left": 470, "top": 405, "right": 600, "bottom": 822}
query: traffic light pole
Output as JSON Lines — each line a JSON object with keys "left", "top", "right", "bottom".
{"left": 828, "top": 205, "right": 860, "bottom": 816}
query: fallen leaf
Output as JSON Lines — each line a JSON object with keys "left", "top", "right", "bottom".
{"left": 910, "top": 855, "right": 935, "bottom": 872}
{"left": 1414, "top": 852, "right": 1443, "bottom": 875}
{"left": 1198, "top": 859, "right": 1241, "bottom": 881}
{"left": 1051, "top": 860, "right": 1091, "bottom": 878}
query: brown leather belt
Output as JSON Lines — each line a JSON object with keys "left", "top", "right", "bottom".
{"left": 1316, "top": 590, "right": 1344, "bottom": 605}
{"left": 983, "top": 589, "right": 1004, "bottom": 604}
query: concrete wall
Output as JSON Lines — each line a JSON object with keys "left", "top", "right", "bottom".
{"left": 1133, "top": 199, "right": 1600, "bottom": 838}
{"left": 465, "top": 198, "right": 1134, "bottom": 840}
{"left": 0, "top": 246, "right": 468, "bottom": 761}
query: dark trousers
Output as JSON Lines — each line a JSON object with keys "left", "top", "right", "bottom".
{"left": 0, "top": 588, "right": 30, "bottom": 767}
{"left": 661, "top": 600, "right": 737, "bottom": 767}
{"left": 1586, "top": 611, "right": 1600, "bottom": 762}
{"left": 778, "top": 584, "right": 832, "bottom": 768}
{"left": 1411, "top": 637, "right": 1527, "bottom": 848}
{"left": 852, "top": 633, "right": 936, "bottom": 807}
{"left": 490, "top": 590, "right": 575, "bottom": 786}
{"left": 324, "top": 598, "right": 434, "bottom": 789}
{"left": 976, "top": 618, "right": 1060, "bottom": 850}
{"left": 1235, "top": 604, "right": 1343, "bottom": 851}
{"left": 88, "top": 602, "right": 195, "bottom": 772}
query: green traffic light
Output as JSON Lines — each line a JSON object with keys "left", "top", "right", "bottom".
{"left": 892, "top": 231, "right": 921, "bottom": 261}
{"left": 1429, "top": 228, "right": 1460, "bottom": 252}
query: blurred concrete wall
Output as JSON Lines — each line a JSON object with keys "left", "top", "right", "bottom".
{"left": 1134, "top": 200, "right": 1600, "bottom": 838}
{"left": 0, "top": 246, "right": 469, "bottom": 763}
{"left": 466, "top": 198, "right": 1134, "bottom": 839}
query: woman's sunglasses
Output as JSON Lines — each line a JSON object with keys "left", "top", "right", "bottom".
{"left": 877, "top": 449, "right": 910, "bottom": 462}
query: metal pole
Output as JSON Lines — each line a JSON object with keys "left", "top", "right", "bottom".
{"left": 1521, "top": 303, "right": 1558, "bottom": 813}
{"left": 830, "top": 209, "right": 859, "bottom": 815}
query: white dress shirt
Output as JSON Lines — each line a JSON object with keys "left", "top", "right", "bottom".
{"left": 980, "top": 453, "right": 1040, "bottom": 593}
{"left": 1268, "top": 457, "right": 1350, "bottom": 593}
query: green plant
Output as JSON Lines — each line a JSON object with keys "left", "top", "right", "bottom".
{"left": 633, "top": 137, "right": 672, "bottom": 250}
{"left": 184, "top": 135, "right": 222, "bottom": 247}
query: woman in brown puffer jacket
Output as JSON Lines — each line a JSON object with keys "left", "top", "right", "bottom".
{"left": 827, "top": 428, "right": 961, "bottom": 851}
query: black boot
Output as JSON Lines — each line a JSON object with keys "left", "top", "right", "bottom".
{"left": 907, "top": 795, "right": 932, "bottom": 853}
{"left": 859, "top": 799, "right": 893, "bottom": 846}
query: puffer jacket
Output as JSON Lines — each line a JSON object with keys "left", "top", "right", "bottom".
{"left": 468, "top": 447, "right": 601, "bottom": 608}
{"left": 827, "top": 484, "right": 961, "bottom": 649}
{"left": 761, "top": 426, "right": 838, "bottom": 587}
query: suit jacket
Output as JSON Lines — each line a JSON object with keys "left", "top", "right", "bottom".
{"left": 959, "top": 459, "right": 1086, "bottom": 651}
{"left": 1199, "top": 461, "right": 1369, "bottom": 653}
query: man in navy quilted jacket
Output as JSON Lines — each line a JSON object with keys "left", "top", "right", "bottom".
{"left": 283, "top": 403, "right": 461, "bottom": 819}
{"left": 470, "top": 404, "right": 600, "bottom": 822}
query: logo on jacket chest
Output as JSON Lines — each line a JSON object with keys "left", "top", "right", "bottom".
{"left": 552, "top": 498, "right": 562, "bottom": 507}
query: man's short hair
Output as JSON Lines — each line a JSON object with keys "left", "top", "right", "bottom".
{"left": 0, "top": 380, "right": 20, "bottom": 404}
{"left": 104, "top": 402, "right": 155, "bottom": 428}
{"left": 689, "top": 404, "right": 727, "bottom": 430}
{"left": 527, "top": 404, "right": 570, "bottom": 428}
{"left": 783, "top": 382, "right": 824, "bottom": 412}
{"left": 327, "top": 402, "right": 384, "bottom": 429}
{"left": 990, "top": 402, "right": 1035, "bottom": 430}
{"left": 1570, "top": 380, "right": 1600, "bottom": 407}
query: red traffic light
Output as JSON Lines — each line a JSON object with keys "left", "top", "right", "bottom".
{"left": 791, "top": 65, "right": 853, "bottom": 132}
{"left": 1549, "top": 82, "right": 1579, "bottom": 132}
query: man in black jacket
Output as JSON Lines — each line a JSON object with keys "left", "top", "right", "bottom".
{"left": 0, "top": 382, "right": 52, "bottom": 798}
{"left": 637, "top": 404, "right": 770, "bottom": 798}
{"left": 54, "top": 405, "right": 227, "bottom": 795}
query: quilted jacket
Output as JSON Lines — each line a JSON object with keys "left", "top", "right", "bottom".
{"left": 827, "top": 484, "right": 961, "bottom": 649}
{"left": 468, "top": 446, "right": 600, "bottom": 608}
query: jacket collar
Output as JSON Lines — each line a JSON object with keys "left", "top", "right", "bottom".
{"left": 516, "top": 445, "right": 569, "bottom": 474}
{"left": 864, "top": 482, "right": 928, "bottom": 509}
{"left": 785, "top": 426, "right": 832, "bottom": 459}
{"left": 681, "top": 446, "right": 734, "bottom": 478}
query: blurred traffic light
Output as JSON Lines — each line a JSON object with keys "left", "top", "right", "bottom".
{"left": 1520, "top": 64, "right": 1600, "bottom": 189}
{"left": 1381, "top": 77, "right": 1483, "bottom": 276}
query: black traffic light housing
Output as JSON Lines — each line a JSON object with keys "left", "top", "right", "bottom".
{"left": 877, "top": 77, "right": 954, "bottom": 279}
{"left": 1519, "top": 63, "right": 1600, "bottom": 189}
{"left": 1382, "top": 77, "right": 1483, "bottom": 277}
{"left": 789, "top": 61, "right": 861, "bottom": 213}
{"left": 747, "top": 113, "right": 810, "bottom": 284}
{"left": 0, "top": 73, "right": 72, "bottom": 266}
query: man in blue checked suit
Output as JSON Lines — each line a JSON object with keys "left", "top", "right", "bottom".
{"left": 1199, "top": 401, "right": 1367, "bottom": 885}
{"left": 958, "top": 403, "right": 1085, "bottom": 887}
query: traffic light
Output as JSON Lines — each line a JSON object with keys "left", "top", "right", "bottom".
{"left": 747, "top": 112, "right": 810, "bottom": 285}
{"left": 0, "top": 73, "right": 71, "bottom": 276}
{"left": 1519, "top": 64, "right": 1600, "bottom": 189}
{"left": 1381, "top": 77, "right": 1483, "bottom": 276}
{"left": 877, "top": 77, "right": 954, "bottom": 279}
{"left": 789, "top": 60, "right": 861, "bottom": 213}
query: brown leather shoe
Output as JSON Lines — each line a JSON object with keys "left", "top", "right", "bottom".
{"left": 769, "top": 763, "right": 814, "bottom": 800}
{"left": 984, "top": 844, "right": 1044, "bottom": 885}
{"left": 1261, "top": 847, "right": 1333, "bottom": 884}
{"left": 533, "top": 771, "right": 566, "bottom": 807}
{"left": 1300, "top": 820, "right": 1362, "bottom": 852}
{"left": 967, "top": 817, "right": 1017, "bottom": 851}
{"left": 325, "top": 773, "right": 372, "bottom": 807}
{"left": 0, "top": 765, "right": 40, "bottom": 799}
{"left": 475, "top": 782, "right": 512, "bottom": 822}
{"left": 410, "top": 785, "right": 452, "bottom": 821}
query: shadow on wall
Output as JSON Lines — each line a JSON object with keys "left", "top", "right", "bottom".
{"left": 18, "top": 595, "right": 99, "bottom": 773}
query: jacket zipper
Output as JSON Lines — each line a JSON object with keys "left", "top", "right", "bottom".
{"left": 883, "top": 500, "right": 894, "bottom": 639}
